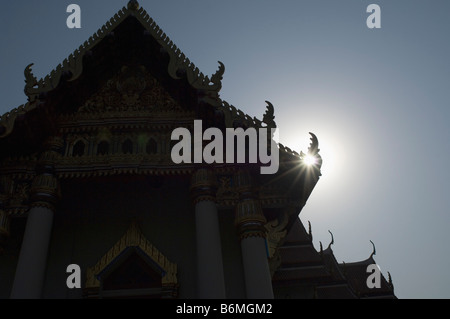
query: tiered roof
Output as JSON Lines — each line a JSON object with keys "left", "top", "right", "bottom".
{"left": 273, "top": 218, "right": 395, "bottom": 299}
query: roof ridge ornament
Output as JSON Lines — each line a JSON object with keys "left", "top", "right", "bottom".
{"left": 262, "top": 101, "right": 276, "bottom": 129}
{"left": 127, "top": 0, "right": 139, "bottom": 10}
{"left": 24, "top": 64, "right": 39, "bottom": 102}
{"left": 307, "top": 221, "right": 313, "bottom": 241}
{"left": 298, "top": 132, "right": 323, "bottom": 170}
{"left": 210, "top": 61, "right": 225, "bottom": 88}
{"left": 370, "top": 240, "right": 376, "bottom": 258}
{"left": 327, "top": 230, "right": 334, "bottom": 250}
{"left": 388, "top": 271, "right": 394, "bottom": 292}
{"left": 20, "top": 1, "right": 222, "bottom": 105}
{"left": 308, "top": 132, "right": 320, "bottom": 156}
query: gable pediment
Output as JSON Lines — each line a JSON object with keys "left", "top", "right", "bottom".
{"left": 71, "top": 65, "right": 188, "bottom": 119}
{"left": 0, "top": 1, "right": 224, "bottom": 141}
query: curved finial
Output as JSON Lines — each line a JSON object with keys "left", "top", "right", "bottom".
{"left": 25, "top": 63, "right": 34, "bottom": 75}
{"left": 327, "top": 230, "right": 334, "bottom": 249}
{"left": 308, "top": 221, "right": 312, "bottom": 240}
{"left": 210, "top": 61, "right": 225, "bottom": 87}
{"left": 24, "top": 64, "right": 37, "bottom": 86}
{"left": 263, "top": 101, "right": 276, "bottom": 128}
{"left": 308, "top": 132, "right": 320, "bottom": 155}
{"left": 370, "top": 240, "right": 376, "bottom": 258}
{"left": 388, "top": 272, "right": 394, "bottom": 291}
{"left": 24, "top": 63, "right": 39, "bottom": 100}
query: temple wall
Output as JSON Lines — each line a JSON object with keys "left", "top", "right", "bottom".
{"left": 0, "top": 175, "right": 247, "bottom": 299}
{"left": 33, "top": 175, "right": 245, "bottom": 299}
{"left": 44, "top": 176, "right": 191, "bottom": 298}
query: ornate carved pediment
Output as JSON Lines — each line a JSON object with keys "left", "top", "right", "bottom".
{"left": 85, "top": 221, "right": 178, "bottom": 298}
{"left": 78, "top": 65, "right": 184, "bottom": 115}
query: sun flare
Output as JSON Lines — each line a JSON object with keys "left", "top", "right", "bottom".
{"left": 304, "top": 154, "right": 317, "bottom": 166}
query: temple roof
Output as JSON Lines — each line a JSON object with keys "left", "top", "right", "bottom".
{"left": 273, "top": 218, "right": 396, "bottom": 299}
{"left": 339, "top": 257, "right": 395, "bottom": 299}
{"left": 0, "top": 1, "right": 219, "bottom": 138}
{"left": 0, "top": 0, "right": 317, "bottom": 166}
{"left": 0, "top": 1, "right": 324, "bottom": 235}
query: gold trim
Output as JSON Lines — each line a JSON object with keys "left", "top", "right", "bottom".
{"left": 85, "top": 221, "right": 177, "bottom": 289}
{"left": 265, "top": 213, "right": 288, "bottom": 259}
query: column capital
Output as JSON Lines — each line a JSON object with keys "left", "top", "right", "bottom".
{"left": 235, "top": 199, "right": 267, "bottom": 240}
{"left": 234, "top": 172, "right": 273, "bottom": 298}
{"left": 190, "top": 168, "right": 218, "bottom": 204}
{"left": 234, "top": 170, "right": 267, "bottom": 240}
{"left": 31, "top": 135, "right": 64, "bottom": 211}
{"left": 30, "top": 173, "right": 60, "bottom": 211}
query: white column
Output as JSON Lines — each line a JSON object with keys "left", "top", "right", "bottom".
{"left": 10, "top": 206, "right": 54, "bottom": 299}
{"left": 191, "top": 169, "right": 226, "bottom": 299}
{"left": 235, "top": 170, "right": 274, "bottom": 299}
{"left": 10, "top": 136, "right": 62, "bottom": 299}
{"left": 241, "top": 236, "right": 274, "bottom": 299}
{"left": 195, "top": 200, "right": 226, "bottom": 298}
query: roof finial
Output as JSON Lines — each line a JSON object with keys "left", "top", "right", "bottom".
{"left": 308, "top": 132, "right": 320, "bottom": 155}
{"left": 24, "top": 63, "right": 38, "bottom": 89}
{"left": 327, "top": 230, "right": 334, "bottom": 249}
{"left": 127, "top": 0, "right": 139, "bottom": 10}
{"left": 308, "top": 221, "right": 313, "bottom": 240}
{"left": 210, "top": 61, "right": 225, "bottom": 87}
{"left": 388, "top": 271, "right": 394, "bottom": 292}
{"left": 263, "top": 101, "right": 276, "bottom": 128}
{"left": 370, "top": 240, "right": 376, "bottom": 258}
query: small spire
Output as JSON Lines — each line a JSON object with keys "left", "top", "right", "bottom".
{"left": 370, "top": 240, "right": 376, "bottom": 258}
{"left": 263, "top": 101, "right": 276, "bottom": 128}
{"left": 24, "top": 63, "right": 39, "bottom": 102}
{"left": 128, "top": 0, "right": 139, "bottom": 10}
{"left": 308, "top": 132, "right": 320, "bottom": 155}
{"left": 210, "top": 61, "right": 225, "bottom": 86}
{"left": 327, "top": 230, "right": 334, "bottom": 249}
{"left": 388, "top": 271, "right": 394, "bottom": 292}
{"left": 308, "top": 221, "right": 313, "bottom": 240}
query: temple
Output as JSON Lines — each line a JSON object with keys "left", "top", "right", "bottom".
{"left": 0, "top": 1, "right": 395, "bottom": 299}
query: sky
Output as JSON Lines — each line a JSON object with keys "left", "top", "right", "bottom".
{"left": 1, "top": 0, "right": 449, "bottom": 299}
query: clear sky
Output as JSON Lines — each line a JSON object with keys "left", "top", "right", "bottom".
{"left": 1, "top": 0, "right": 449, "bottom": 299}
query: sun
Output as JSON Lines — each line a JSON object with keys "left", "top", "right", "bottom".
{"left": 304, "top": 154, "right": 317, "bottom": 166}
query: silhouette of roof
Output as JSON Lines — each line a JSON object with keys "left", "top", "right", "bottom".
{"left": 273, "top": 218, "right": 396, "bottom": 299}
{"left": 339, "top": 258, "right": 395, "bottom": 299}
{"left": 0, "top": 1, "right": 319, "bottom": 165}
